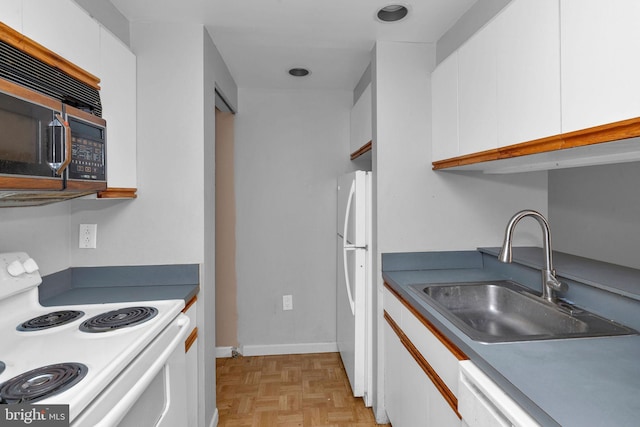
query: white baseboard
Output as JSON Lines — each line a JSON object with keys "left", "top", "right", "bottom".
{"left": 209, "top": 408, "right": 219, "bottom": 427}
{"left": 215, "top": 346, "right": 235, "bottom": 358}
{"left": 239, "top": 342, "right": 338, "bottom": 357}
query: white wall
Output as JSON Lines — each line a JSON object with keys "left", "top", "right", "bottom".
{"left": 234, "top": 88, "right": 354, "bottom": 352}
{"left": 69, "top": 22, "right": 206, "bottom": 267}
{"left": 370, "top": 40, "right": 548, "bottom": 421}
{"left": 549, "top": 162, "right": 640, "bottom": 269}
{"left": 0, "top": 203, "right": 70, "bottom": 275}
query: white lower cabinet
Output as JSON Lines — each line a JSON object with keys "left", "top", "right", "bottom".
{"left": 384, "top": 321, "right": 430, "bottom": 425}
{"left": 384, "top": 286, "right": 462, "bottom": 427}
{"left": 458, "top": 361, "right": 540, "bottom": 427}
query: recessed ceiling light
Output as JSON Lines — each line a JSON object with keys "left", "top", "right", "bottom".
{"left": 288, "top": 68, "right": 310, "bottom": 77}
{"left": 376, "top": 4, "right": 409, "bottom": 22}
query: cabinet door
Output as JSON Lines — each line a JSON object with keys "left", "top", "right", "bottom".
{"left": 1, "top": 1, "right": 23, "bottom": 32}
{"left": 22, "top": 0, "right": 100, "bottom": 76}
{"left": 384, "top": 322, "right": 429, "bottom": 427}
{"left": 496, "top": 0, "right": 561, "bottom": 147}
{"left": 458, "top": 19, "right": 498, "bottom": 156}
{"left": 350, "top": 84, "right": 372, "bottom": 155}
{"left": 432, "top": 52, "right": 459, "bottom": 161}
{"left": 561, "top": 0, "right": 640, "bottom": 133}
{"left": 99, "top": 27, "right": 137, "bottom": 190}
{"left": 184, "top": 298, "right": 198, "bottom": 427}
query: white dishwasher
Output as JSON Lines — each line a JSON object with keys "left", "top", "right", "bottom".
{"left": 458, "top": 360, "right": 540, "bottom": 427}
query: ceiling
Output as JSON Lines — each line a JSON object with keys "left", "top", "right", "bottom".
{"left": 109, "top": 0, "right": 476, "bottom": 91}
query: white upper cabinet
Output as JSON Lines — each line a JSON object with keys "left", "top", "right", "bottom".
{"left": 1, "top": 1, "right": 23, "bottom": 32}
{"left": 99, "top": 27, "right": 137, "bottom": 190}
{"left": 458, "top": 19, "right": 498, "bottom": 156}
{"left": 350, "top": 84, "right": 372, "bottom": 155}
{"left": 431, "top": 52, "right": 459, "bottom": 162}
{"left": 432, "top": 0, "right": 640, "bottom": 171}
{"left": 561, "top": 0, "right": 640, "bottom": 133}
{"left": 496, "top": 0, "right": 561, "bottom": 147}
{"left": 433, "top": 0, "right": 560, "bottom": 161}
{"left": 22, "top": 0, "right": 101, "bottom": 76}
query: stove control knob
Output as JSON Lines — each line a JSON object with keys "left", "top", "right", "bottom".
{"left": 23, "top": 258, "right": 39, "bottom": 274}
{"left": 7, "top": 260, "right": 26, "bottom": 277}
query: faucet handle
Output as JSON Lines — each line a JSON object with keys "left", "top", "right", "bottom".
{"left": 547, "top": 273, "right": 568, "bottom": 293}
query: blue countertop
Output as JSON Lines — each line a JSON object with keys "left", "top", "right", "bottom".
{"left": 39, "top": 264, "right": 199, "bottom": 306}
{"left": 382, "top": 248, "right": 640, "bottom": 427}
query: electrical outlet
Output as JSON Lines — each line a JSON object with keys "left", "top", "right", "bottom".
{"left": 79, "top": 224, "right": 97, "bottom": 249}
{"left": 283, "top": 294, "right": 293, "bottom": 311}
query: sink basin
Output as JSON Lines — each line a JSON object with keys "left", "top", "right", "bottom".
{"left": 408, "top": 281, "right": 637, "bottom": 343}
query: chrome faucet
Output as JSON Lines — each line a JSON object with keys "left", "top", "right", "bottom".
{"left": 498, "top": 210, "right": 568, "bottom": 303}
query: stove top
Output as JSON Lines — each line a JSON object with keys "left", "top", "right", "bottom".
{"left": 0, "top": 362, "right": 87, "bottom": 404}
{"left": 0, "top": 252, "right": 186, "bottom": 421}
{"left": 17, "top": 310, "right": 85, "bottom": 331}
{"left": 79, "top": 306, "right": 157, "bottom": 333}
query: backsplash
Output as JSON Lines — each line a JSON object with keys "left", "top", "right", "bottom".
{"left": 549, "top": 161, "right": 640, "bottom": 270}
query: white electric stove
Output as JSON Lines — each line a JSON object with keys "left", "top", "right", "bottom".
{"left": 0, "top": 252, "right": 190, "bottom": 426}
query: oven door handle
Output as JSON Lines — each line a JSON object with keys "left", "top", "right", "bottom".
{"left": 92, "top": 314, "right": 190, "bottom": 427}
{"left": 53, "top": 113, "right": 72, "bottom": 176}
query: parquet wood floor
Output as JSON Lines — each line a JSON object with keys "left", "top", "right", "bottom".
{"left": 216, "top": 352, "right": 390, "bottom": 427}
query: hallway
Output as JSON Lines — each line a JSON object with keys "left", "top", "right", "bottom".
{"left": 216, "top": 352, "right": 388, "bottom": 426}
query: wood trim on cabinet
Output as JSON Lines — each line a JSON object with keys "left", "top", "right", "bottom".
{"left": 385, "top": 311, "right": 462, "bottom": 419}
{"left": 0, "top": 78, "right": 62, "bottom": 110}
{"left": 65, "top": 180, "right": 107, "bottom": 191}
{"left": 182, "top": 295, "right": 198, "bottom": 313}
{"left": 0, "top": 22, "right": 101, "bottom": 90}
{"left": 384, "top": 282, "right": 468, "bottom": 361}
{"left": 350, "top": 141, "right": 372, "bottom": 160}
{"left": 97, "top": 188, "right": 137, "bottom": 199}
{"left": 0, "top": 176, "right": 104, "bottom": 192}
{"left": 0, "top": 176, "right": 63, "bottom": 191}
{"left": 432, "top": 116, "right": 640, "bottom": 170}
{"left": 185, "top": 327, "right": 198, "bottom": 353}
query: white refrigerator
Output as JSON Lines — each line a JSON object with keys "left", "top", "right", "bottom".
{"left": 336, "top": 170, "right": 372, "bottom": 407}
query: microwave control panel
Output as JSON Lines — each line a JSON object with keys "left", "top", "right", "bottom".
{"left": 69, "top": 136, "right": 105, "bottom": 181}
{"left": 67, "top": 116, "right": 106, "bottom": 181}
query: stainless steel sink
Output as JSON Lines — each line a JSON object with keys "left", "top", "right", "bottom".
{"left": 408, "top": 281, "right": 637, "bottom": 343}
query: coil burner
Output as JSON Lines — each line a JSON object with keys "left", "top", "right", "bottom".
{"left": 0, "top": 362, "right": 87, "bottom": 403}
{"left": 17, "top": 310, "right": 85, "bottom": 331}
{"left": 80, "top": 306, "right": 158, "bottom": 333}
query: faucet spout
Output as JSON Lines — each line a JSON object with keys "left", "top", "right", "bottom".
{"left": 498, "top": 210, "right": 568, "bottom": 303}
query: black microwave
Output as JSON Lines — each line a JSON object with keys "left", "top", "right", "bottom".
{"left": 0, "top": 78, "right": 106, "bottom": 186}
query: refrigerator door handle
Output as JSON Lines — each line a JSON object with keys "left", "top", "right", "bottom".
{"left": 342, "top": 179, "right": 357, "bottom": 316}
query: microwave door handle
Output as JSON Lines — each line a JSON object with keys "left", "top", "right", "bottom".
{"left": 53, "top": 113, "right": 72, "bottom": 176}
